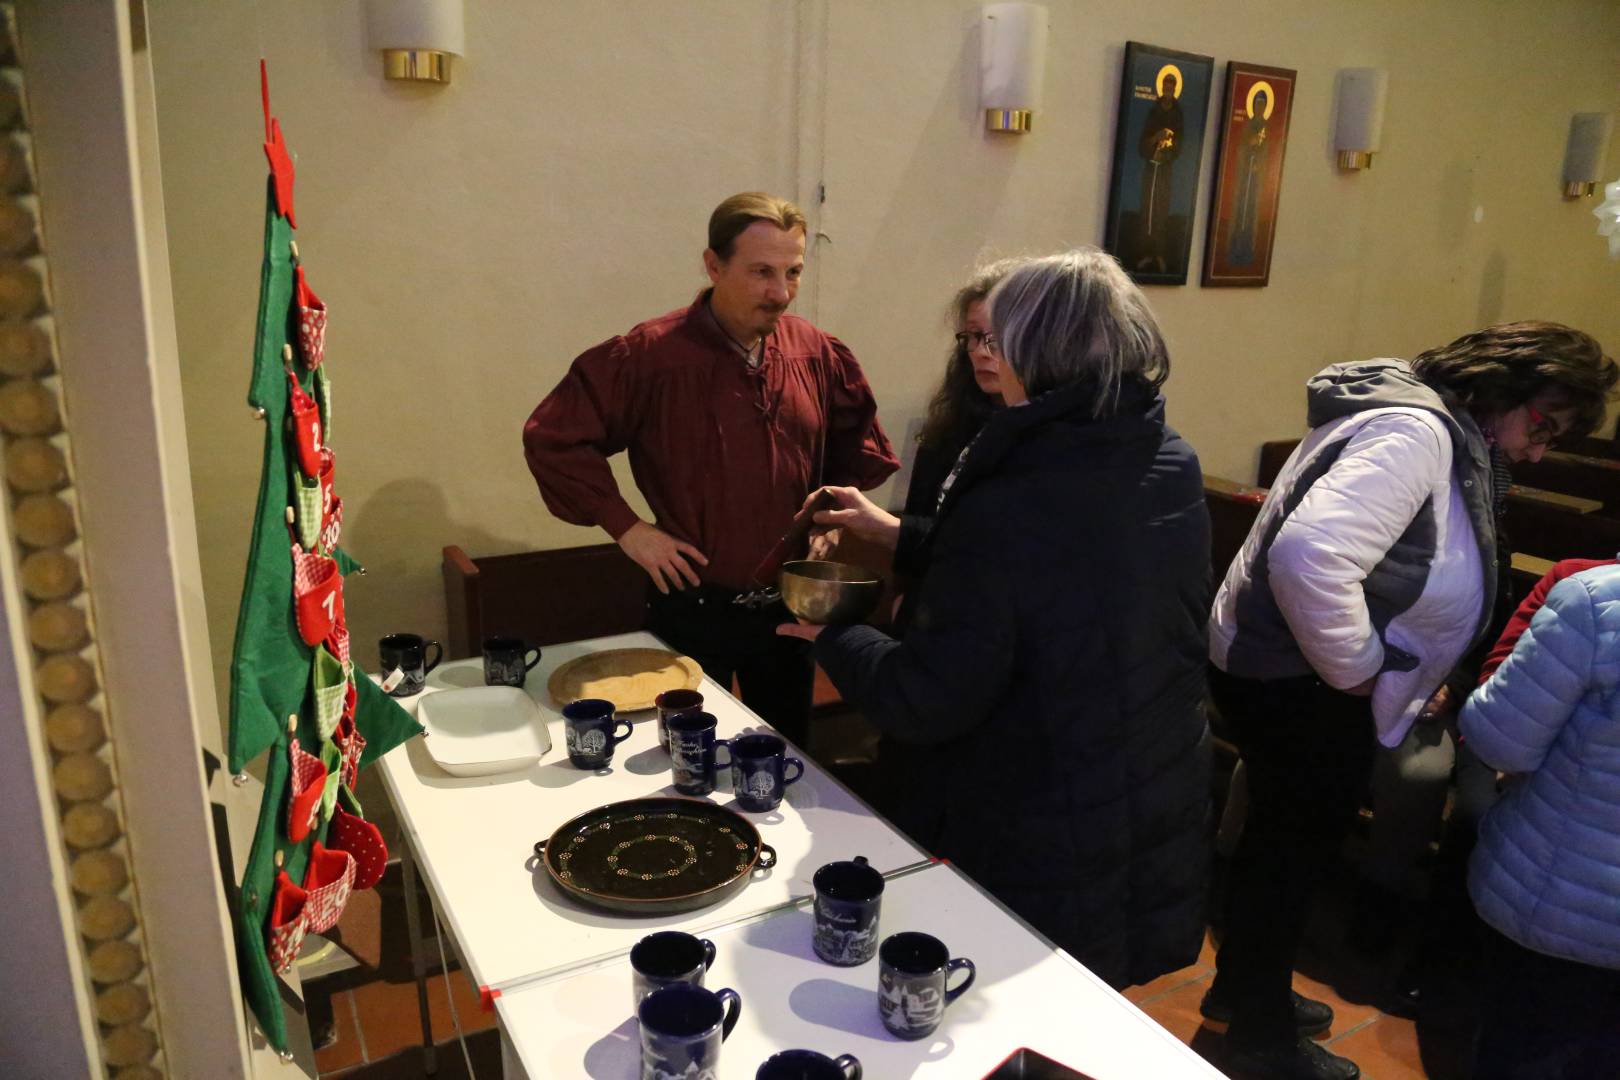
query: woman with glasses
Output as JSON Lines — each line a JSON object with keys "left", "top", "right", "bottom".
{"left": 1204, "top": 321, "right": 1616, "bottom": 1080}
{"left": 808, "top": 261, "right": 1017, "bottom": 618}
{"left": 782, "top": 249, "right": 1214, "bottom": 991}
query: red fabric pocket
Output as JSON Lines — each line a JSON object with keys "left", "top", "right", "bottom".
{"left": 266, "top": 870, "right": 308, "bottom": 975}
{"left": 291, "top": 544, "right": 343, "bottom": 647}
{"left": 286, "top": 737, "right": 327, "bottom": 844}
{"left": 294, "top": 265, "right": 327, "bottom": 370}
{"left": 327, "top": 806, "right": 388, "bottom": 891}
{"left": 301, "top": 841, "right": 355, "bottom": 934}
{"left": 288, "top": 372, "right": 323, "bottom": 478}
{"left": 333, "top": 707, "right": 365, "bottom": 791}
{"left": 320, "top": 494, "right": 343, "bottom": 554}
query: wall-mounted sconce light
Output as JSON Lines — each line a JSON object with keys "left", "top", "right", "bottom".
{"left": 980, "top": 3, "right": 1048, "bottom": 133}
{"left": 365, "top": 0, "right": 465, "bottom": 85}
{"left": 1334, "top": 68, "right": 1388, "bottom": 170}
{"left": 1562, "top": 113, "right": 1613, "bottom": 198}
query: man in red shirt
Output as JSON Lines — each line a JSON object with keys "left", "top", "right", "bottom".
{"left": 523, "top": 192, "right": 899, "bottom": 745}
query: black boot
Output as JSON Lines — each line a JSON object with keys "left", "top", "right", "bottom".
{"left": 1201, "top": 988, "right": 1334, "bottom": 1036}
{"left": 1226, "top": 1036, "right": 1361, "bottom": 1080}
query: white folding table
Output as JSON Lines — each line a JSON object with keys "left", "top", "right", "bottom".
{"left": 375, "top": 631, "right": 929, "bottom": 1066}
{"left": 495, "top": 860, "right": 1227, "bottom": 1079}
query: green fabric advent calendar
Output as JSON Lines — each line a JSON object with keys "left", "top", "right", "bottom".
{"left": 228, "top": 65, "right": 421, "bottom": 1053}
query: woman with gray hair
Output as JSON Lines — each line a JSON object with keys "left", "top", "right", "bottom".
{"left": 781, "top": 248, "right": 1213, "bottom": 989}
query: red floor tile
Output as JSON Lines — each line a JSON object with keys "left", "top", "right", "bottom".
{"left": 1326, "top": 1015, "right": 1428, "bottom": 1080}
{"left": 349, "top": 967, "right": 492, "bottom": 1065}
{"left": 1136, "top": 972, "right": 1218, "bottom": 1044}
{"left": 313, "top": 990, "right": 364, "bottom": 1075}
{"left": 349, "top": 977, "right": 432, "bottom": 1064}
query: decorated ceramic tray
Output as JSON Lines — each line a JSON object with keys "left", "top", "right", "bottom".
{"left": 532, "top": 797, "right": 776, "bottom": 915}
{"left": 546, "top": 648, "right": 703, "bottom": 711}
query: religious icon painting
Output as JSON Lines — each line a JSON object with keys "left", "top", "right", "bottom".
{"left": 1203, "top": 62, "right": 1297, "bottom": 286}
{"left": 1103, "top": 42, "right": 1215, "bottom": 286}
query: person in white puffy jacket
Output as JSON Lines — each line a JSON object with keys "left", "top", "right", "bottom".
{"left": 1202, "top": 322, "right": 1616, "bottom": 1080}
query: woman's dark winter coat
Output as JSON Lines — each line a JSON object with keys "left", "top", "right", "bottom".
{"left": 815, "top": 376, "right": 1213, "bottom": 988}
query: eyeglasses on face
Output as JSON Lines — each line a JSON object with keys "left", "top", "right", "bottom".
{"left": 1524, "top": 403, "right": 1566, "bottom": 447}
{"left": 954, "top": 330, "right": 1000, "bottom": 354}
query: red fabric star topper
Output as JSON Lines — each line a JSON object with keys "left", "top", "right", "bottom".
{"left": 260, "top": 60, "right": 297, "bottom": 228}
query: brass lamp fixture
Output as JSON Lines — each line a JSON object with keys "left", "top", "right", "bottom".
{"left": 980, "top": 3, "right": 1048, "bottom": 134}
{"left": 1334, "top": 68, "right": 1388, "bottom": 171}
{"left": 365, "top": 0, "right": 464, "bottom": 85}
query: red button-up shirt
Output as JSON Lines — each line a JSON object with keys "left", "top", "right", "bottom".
{"left": 524, "top": 294, "right": 899, "bottom": 590}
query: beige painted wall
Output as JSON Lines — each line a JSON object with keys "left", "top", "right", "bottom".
{"left": 148, "top": 1, "right": 1620, "bottom": 717}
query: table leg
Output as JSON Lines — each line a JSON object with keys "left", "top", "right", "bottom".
{"left": 400, "top": 836, "right": 438, "bottom": 1075}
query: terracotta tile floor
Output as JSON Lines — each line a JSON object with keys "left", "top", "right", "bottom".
{"left": 315, "top": 967, "right": 498, "bottom": 1077}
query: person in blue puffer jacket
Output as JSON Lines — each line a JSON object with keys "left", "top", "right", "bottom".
{"left": 1459, "top": 562, "right": 1620, "bottom": 1078}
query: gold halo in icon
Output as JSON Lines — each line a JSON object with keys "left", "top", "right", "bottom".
{"left": 1245, "top": 80, "right": 1276, "bottom": 120}
{"left": 1155, "top": 63, "right": 1184, "bottom": 98}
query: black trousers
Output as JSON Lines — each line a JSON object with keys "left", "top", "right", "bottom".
{"left": 646, "top": 587, "right": 815, "bottom": 749}
{"left": 1474, "top": 924, "right": 1620, "bottom": 1079}
{"left": 1207, "top": 665, "right": 1378, "bottom": 1047}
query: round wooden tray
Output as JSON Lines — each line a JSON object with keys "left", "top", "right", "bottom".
{"left": 546, "top": 648, "right": 702, "bottom": 711}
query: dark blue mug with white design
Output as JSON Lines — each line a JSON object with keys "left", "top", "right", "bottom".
{"left": 668, "top": 710, "right": 730, "bottom": 796}
{"left": 561, "top": 698, "right": 632, "bottom": 769}
{"left": 729, "top": 733, "right": 803, "bottom": 812}
{"left": 877, "top": 932, "right": 974, "bottom": 1040}
{"left": 757, "top": 1049, "right": 862, "bottom": 1079}
{"left": 631, "top": 931, "right": 716, "bottom": 1012}
{"left": 638, "top": 982, "right": 742, "bottom": 1080}
{"left": 812, "top": 855, "right": 883, "bottom": 966}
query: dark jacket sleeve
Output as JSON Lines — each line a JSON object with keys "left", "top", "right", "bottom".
{"left": 814, "top": 490, "right": 1014, "bottom": 744}
{"left": 522, "top": 337, "right": 643, "bottom": 540}
{"left": 820, "top": 336, "right": 900, "bottom": 491}
{"left": 892, "top": 440, "right": 959, "bottom": 577}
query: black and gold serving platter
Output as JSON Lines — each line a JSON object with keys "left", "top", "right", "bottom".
{"left": 533, "top": 796, "right": 776, "bottom": 915}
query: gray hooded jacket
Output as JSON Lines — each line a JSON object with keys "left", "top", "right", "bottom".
{"left": 1209, "top": 359, "right": 1497, "bottom": 745}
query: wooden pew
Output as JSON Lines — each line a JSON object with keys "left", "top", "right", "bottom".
{"left": 441, "top": 543, "right": 648, "bottom": 659}
{"left": 1510, "top": 450, "right": 1620, "bottom": 515}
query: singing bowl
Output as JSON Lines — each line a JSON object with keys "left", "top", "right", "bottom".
{"left": 779, "top": 560, "right": 882, "bottom": 625}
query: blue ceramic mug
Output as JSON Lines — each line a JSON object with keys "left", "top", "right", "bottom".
{"left": 812, "top": 855, "right": 883, "bottom": 966}
{"left": 655, "top": 688, "right": 704, "bottom": 753}
{"left": 757, "top": 1049, "right": 862, "bottom": 1079}
{"left": 877, "top": 932, "right": 974, "bottom": 1040}
{"left": 729, "top": 733, "right": 803, "bottom": 812}
{"left": 667, "top": 711, "right": 730, "bottom": 796}
{"left": 630, "top": 930, "right": 716, "bottom": 1011}
{"left": 481, "top": 634, "right": 541, "bottom": 688}
{"left": 638, "top": 982, "right": 742, "bottom": 1080}
{"left": 561, "top": 698, "right": 633, "bottom": 769}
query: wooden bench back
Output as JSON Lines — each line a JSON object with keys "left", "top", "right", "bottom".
{"left": 442, "top": 543, "right": 648, "bottom": 659}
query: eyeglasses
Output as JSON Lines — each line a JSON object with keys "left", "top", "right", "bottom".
{"left": 954, "top": 330, "right": 1000, "bottom": 354}
{"left": 1524, "top": 403, "right": 1565, "bottom": 447}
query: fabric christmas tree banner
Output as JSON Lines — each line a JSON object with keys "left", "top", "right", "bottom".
{"left": 228, "top": 64, "right": 421, "bottom": 1053}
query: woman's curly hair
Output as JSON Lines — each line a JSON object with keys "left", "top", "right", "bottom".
{"left": 1412, "top": 321, "right": 1618, "bottom": 442}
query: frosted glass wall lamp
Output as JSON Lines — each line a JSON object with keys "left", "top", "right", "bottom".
{"left": 980, "top": 3, "right": 1048, "bottom": 133}
{"left": 1562, "top": 113, "right": 1613, "bottom": 199}
{"left": 365, "top": 0, "right": 464, "bottom": 85}
{"left": 1334, "top": 68, "right": 1388, "bottom": 171}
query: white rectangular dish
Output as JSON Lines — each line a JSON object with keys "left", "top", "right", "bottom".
{"left": 415, "top": 685, "right": 552, "bottom": 776}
